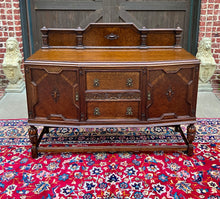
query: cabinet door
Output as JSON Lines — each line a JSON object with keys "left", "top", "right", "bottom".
{"left": 25, "top": 66, "right": 79, "bottom": 121}
{"left": 146, "top": 65, "right": 198, "bottom": 121}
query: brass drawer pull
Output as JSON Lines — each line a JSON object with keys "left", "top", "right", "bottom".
{"left": 94, "top": 107, "right": 100, "bottom": 116}
{"left": 148, "top": 91, "right": 151, "bottom": 101}
{"left": 126, "top": 78, "right": 133, "bottom": 87}
{"left": 94, "top": 79, "right": 100, "bottom": 87}
{"left": 75, "top": 92, "right": 79, "bottom": 101}
{"left": 126, "top": 107, "right": 133, "bottom": 116}
{"left": 105, "top": 33, "right": 119, "bottom": 40}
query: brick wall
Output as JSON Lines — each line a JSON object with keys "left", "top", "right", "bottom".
{"left": 0, "top": 0, "right": 24, "bottom": 99}
{"left": 199, "top": 0, "right": 220, "bottom": 99}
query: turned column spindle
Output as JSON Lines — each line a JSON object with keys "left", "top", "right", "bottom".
{"left": 41, "top": 26, "right": 49, "bottom": 48}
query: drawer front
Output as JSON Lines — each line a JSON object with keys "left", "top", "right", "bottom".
{"left": 87, "top": 102, "right": 139, "bottom": 120}
{"left": 86, "top": 71, "right": 140, "bottom": 90}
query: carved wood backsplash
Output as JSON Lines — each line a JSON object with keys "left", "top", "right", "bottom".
{"left": 41, "top": 23, "right": 182, "bottom": 49}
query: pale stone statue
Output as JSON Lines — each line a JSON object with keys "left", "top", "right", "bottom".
{"left": 196, "top": 37, "right": 216, "bottom": 91}
{"left": 2, "top": 37, "right": 25, "bottom": 92}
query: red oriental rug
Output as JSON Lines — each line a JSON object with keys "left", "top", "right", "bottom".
{"left": 0, "top": 119, "right": 220, "bottom": 199}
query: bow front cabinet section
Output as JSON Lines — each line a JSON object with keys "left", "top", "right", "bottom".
{"left": 24, "top": 23, "right": 199, "bottom": 158}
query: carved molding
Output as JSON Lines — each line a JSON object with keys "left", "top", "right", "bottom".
{"left": 45, "top": 67, "right": 63, "bottom": 74}
{"left": 86, "top": 92, "right": 141, "bottom": 100}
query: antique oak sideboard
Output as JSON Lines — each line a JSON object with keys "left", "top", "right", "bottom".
{"left": 24, "top": 23, "right": 200, "bottom": 158}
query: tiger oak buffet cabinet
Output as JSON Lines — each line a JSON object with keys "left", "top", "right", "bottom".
{"left": 24, "top": 23, "right": 199, "bottom": 158}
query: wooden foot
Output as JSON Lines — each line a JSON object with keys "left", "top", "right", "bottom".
{"left": 28, "top": 126, "right": 38, "bottom": 158}
{"left": 187, "top": 124, "right": 196, "bottom": 156}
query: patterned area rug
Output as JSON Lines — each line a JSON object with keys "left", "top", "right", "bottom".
{"left": 0, "top": 118, "right": 220, "bottom": 146}
{"left": 0, "top": 119, "right": 220, "bottom": 198}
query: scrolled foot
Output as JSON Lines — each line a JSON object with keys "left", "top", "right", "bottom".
{"left": 187, "top": 144, "right": 194, "bottom": 156}
{"left": 31, "top": 146, "right": 38, "bottom": 159}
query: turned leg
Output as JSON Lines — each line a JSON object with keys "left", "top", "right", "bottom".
{"left": 187, "top": 124, "right": 196, "bottom": 156}
{"left": 28, "top": 126, "right": 38, "bottom": 158}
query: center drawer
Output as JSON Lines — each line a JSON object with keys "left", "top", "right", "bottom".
{"left": 87, "top": 101, "right": 139, "bottom": 120}
{"left": 86, "top": 71, "right": 140, "bottom": 90}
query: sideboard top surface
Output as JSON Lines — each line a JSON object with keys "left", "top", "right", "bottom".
{"left": 26, "top": 48, "right": 199, "bottom": 65}
{"left": 26, "top": 23, "right": 199, "bottom": 66}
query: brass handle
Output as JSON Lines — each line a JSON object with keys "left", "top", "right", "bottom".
{"left": 94, "top": 79, "right": 99, "bottom": 87}
{"left": 75, "top": 92, "right": 79, "bottom": 101}
{"left": 94, "top": 107, "right": 100, "bottom": 116}
{"left": 148, "top": 91, "right": 151, "bottom": 101}
{"left": 105, "top": 33, "right": 119, "bottom": 40}
{"left": 126, "top": 78, "right": 133, "bottom": 87}
{"left": 126, "top": 107, "right": 133, "bottom": 116}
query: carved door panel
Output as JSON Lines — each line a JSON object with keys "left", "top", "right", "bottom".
{"left": 26, "top": 66, "right": 79, "bottom": 121}
{"left": 146, "top": 65, "right": 199, "bottom": 121}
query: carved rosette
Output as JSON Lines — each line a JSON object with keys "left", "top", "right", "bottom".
{"left": 51, "top": 88, "right": 60, "bottom": 103}
{"left": 166, "top": 87, "right": 174, "bottom": 101}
